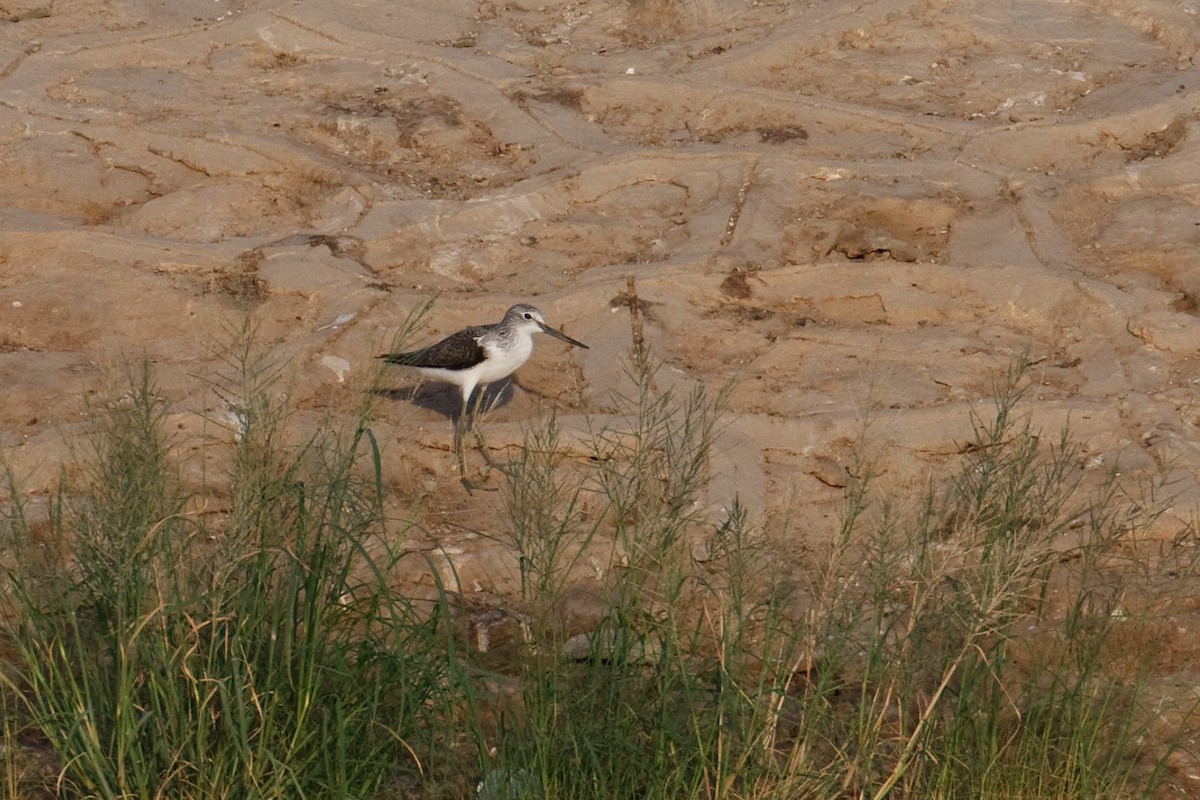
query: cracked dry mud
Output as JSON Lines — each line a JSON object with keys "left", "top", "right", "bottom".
{"left": 5, "top": 0, "right": 1200, "bottom": 789}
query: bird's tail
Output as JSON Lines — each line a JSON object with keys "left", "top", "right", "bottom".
{"left": 377, "top": 352, "right": 419, "bottom": 365}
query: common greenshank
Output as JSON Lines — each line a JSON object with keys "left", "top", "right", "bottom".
{"left": 380, "top": 304, "right": 588, "bottom": 488}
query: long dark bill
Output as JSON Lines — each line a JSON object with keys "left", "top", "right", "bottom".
{"left": 539, "top": 323, "right": 588, "bottom": 349}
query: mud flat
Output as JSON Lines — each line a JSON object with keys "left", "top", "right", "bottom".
{"left": 4, "top": 0, "right": 1200, "bottom": 787}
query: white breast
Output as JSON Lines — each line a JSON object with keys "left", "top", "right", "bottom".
{"left": 477, "top": 334, "right": 534, "bottom": 385}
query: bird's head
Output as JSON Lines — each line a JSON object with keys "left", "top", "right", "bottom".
{"left": 505, "top": 304, "right": 588, "bottom": 349}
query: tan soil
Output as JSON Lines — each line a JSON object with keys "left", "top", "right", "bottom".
{"left": 5, "top": 0, "right": 1200, "bottom": 790}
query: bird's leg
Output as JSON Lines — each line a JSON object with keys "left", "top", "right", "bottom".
{"left": 457, "top": 390, "right": 497, "bottom": 493}
{"left": 470, "top": 383, "right": 498, "bottom": 470}
{"left": 455, "top": 392, "right": 470, "bottom": 486}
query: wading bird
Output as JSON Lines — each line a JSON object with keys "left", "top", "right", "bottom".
{"left": 380, "top": 304, "right": 588, "bottom": 489}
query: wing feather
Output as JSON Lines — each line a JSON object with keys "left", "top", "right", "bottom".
{"left": 379, "top": 327, "right": 488, "bottom": 371}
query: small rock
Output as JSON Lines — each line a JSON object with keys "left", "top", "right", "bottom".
{"left": 478, "top": 767, "right": 539, "bottom": 800}
{"left": 319, "top": 355, "right": 351, "bottom": 383}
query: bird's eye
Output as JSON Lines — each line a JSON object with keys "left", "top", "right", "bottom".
{"left": 523, "top": 313, "right": 533, "bottom": 319}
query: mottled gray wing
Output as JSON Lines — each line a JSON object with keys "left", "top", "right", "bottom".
{"left": 379, "top": 326, "right": 487, "bottom": 371}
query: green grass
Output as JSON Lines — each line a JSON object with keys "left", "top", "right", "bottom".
{"left": 0, "top": 338, "right": 1192, "bottom": 798}
{"left": 0, "top": 325, "right": 461, "bottom": 799}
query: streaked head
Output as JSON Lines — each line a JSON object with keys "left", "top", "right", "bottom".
{"left": 504, "top": 304, "right": 588, "bottom": 349}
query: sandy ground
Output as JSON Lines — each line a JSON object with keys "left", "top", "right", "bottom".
{"left": 5, "top": 0, "right": 1200, "bottom": 788}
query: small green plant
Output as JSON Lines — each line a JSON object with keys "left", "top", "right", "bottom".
{"left": 481, "top": 353, "right": 1192, "bottom": 800}
{"left": 500, "top": 412, "right": 597, "bottom": 609}
{"left": 0, "top": 346, "right": 456, "bottom": 799}
{"left": 775, "top": 357, "right": 1188, "bottom": 799}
